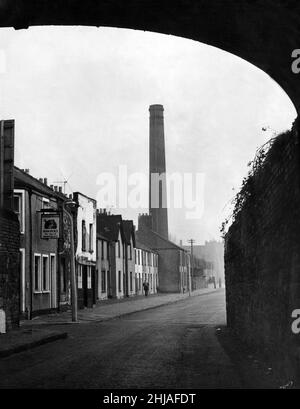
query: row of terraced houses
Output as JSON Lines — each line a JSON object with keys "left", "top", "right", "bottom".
{"left": 1, "top": 117, "right": 217, "bottom": 331}
{"left": 13, "top": 166, "right": 161, "bottom": 319}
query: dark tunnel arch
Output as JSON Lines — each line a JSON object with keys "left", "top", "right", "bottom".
{"left": 1, "top": 0, "right": 300, "bottom": 114}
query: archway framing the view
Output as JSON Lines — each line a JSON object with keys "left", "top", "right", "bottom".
{"left": 1, "top": 0, "right": 300, "bottom": 114}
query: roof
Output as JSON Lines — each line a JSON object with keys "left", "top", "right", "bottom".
{"left": 14, "top": 166, "right": 67, "bottom": 200}
{"left": 96, "top": 213, "right": 123, "bottom": 242}
{"left": 136, "top": 228, "right": 186, "bottom": 252}
{"left": 135, "top": 238, "right": 158, "bottom": 254}
{"left": 122, "top": 220, "right": 136, "bottom": 247}
{"left": 73, "top": 191, "right": 96, "bottom": 205}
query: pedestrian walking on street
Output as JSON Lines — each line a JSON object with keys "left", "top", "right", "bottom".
{"left": 143, "top": 281, "right": 149, "bottom": 296}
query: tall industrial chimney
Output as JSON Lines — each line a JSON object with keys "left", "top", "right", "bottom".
{"left": 149, "top": 104, "right": 169, "bottom": 240}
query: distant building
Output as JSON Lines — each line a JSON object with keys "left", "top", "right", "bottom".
{"left": 183, "top": 240, "right": 224, "bottom": 287}
{"left": 190, "top": 256, "right": 208, "bottom": 290}
{"left": 135, "top": 240, "right": 158, "bottom": 295}
{"left": 137, "top": 214, "right": 189, "bottom": 293}
{"left": 73, "top": 192, "right": 97, "bottom": 309}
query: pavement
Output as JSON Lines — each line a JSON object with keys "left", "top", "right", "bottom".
{"left": 0, "top": 328, "right": 68, "bottom": 358}
{"left": 0, "top": 287, "right": 218, "bottom": 358}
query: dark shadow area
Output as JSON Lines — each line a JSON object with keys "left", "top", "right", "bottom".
{"left": 216, "top": 325, "right": 297, "bottom": 389}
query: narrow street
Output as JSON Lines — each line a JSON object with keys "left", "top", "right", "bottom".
{"left": 0, "top": 290, "right": 275, "bottom": 389}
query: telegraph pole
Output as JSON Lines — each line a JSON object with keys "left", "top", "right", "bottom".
{"left": 188, "top": 239, "right": 195, "bottom": 294}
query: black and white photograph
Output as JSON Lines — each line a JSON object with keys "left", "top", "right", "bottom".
{"left": 1, "top": 0, "right": 300, "bottom": 395}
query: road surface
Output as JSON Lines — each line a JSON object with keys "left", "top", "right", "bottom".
{"left": 0, "top": 289, "right": 267, "bottom": 388}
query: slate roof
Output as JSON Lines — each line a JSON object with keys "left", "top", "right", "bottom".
{"left": 135, "top": 238, "right": 158, "bottom": 254}
{"left": 136, "top": 228, "right": 185, "bottom": 252}
{"left": 96, "top": 213, "right": 123, "bottom": 242}
{"left": 122, "top": 220, "right": 136, "bottom": 247}
{"left": 14, "top": 166, "right": 67, "bottom": 200}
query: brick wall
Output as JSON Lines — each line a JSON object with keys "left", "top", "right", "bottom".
{"left": 225, "top": 123, "right": 300, "bottom": 382}
{"left": 0, "top": 208, "right": 20, "bottom": 329}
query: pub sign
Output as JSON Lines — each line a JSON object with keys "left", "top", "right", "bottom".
{"left": 41, "top": 213, "right": 60, "bottom": 239}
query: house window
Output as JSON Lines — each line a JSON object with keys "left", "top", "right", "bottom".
{"left": 101, "top": 270, "right": 106, "bottom": 293}
{"left": 42, "top": 255, "right": 49, "bottom": 291}
{"left": 82, "top": 220, "right": 86, "bottom": 251}
{"left": 101, "top": 240, "right": 104, "bottom": 260}
{"left": 50, "top": 254, "right": 56, "bottom": 277}
{"left": 107, "top": 242, "right": 109, "bottom": 260}
{"left": 130, "top": 272, "right": 133, "bottom": 292}
{"left": 117, "top": 240, "right": 121, "bottom": 258}
{"left": 87, "top": 268, "right": 92, "bottom": 289}
{"left": 42, "top": 197, "right": 50, "bottom": 209}
{"left": 78, "top": 266, "right": 82, "bottom": 289}
{"left": 34, "top": 254, "right": 41, "bottom": 292}
{"left": 13, "top": 191, "right": 25, "bottom": 233}
{"left": 118, "top": 270, "right": 121, "bottom": 292}
{"left": 89, "top": 223, "right": 93, "bottom": 252}
{"left": 128, "top": 244, "right": 132, "bottom": 260}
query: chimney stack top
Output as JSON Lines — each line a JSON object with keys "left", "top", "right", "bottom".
{"left": 149, "top": 104, "right": 164, "bottom": 112}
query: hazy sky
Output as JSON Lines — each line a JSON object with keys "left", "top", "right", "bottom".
{"left": 0, "top": 26, "right": 296, "bottom": 245}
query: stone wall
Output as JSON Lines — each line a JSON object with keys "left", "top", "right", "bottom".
{"left": 225, "top": 124, "right": 300, "bottom": 382}
{"left": 0, "top": 208, "right": 20, "bottom": 330}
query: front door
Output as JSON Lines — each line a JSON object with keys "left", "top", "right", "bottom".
{"left": 91, "top": 266, "right": 96, "bottom": 305}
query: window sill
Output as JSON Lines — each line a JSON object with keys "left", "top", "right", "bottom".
{"left": 33, "top": 290, "right": 51, "bottom": 294}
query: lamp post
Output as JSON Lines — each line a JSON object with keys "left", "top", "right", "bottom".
{"left": 62, "top": 200, "right": 78, "bottom": 322}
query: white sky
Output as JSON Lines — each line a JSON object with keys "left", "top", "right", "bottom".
{"left": 0, "top": 26, "right": 296, "bottom": 245}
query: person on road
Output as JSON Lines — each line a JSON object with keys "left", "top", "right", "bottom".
{"left": 143, "top": 281, "right": 149, "bottom": 296}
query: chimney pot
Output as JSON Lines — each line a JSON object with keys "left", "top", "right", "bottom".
{"left": 58, "top": 186, "right": 62, "bottom": 193}
{"left": 54, "top": 186, "right": 58, "bottom": 192}
{"left": 44, "top": 178, "right": 48, "bottom": 185}
{"left": 39, "top": 178, "right": 43, "bottom": 183}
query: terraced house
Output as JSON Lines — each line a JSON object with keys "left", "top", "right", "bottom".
{"left": 97, "top": 210, "right": 125, "bottom": 299}
{"left": 122, "top": 220, "right": 136, "bottom": 297}
{"left": 13, "top": 167, "right": 71, "bottom": 318}
{"left": 96, "top": 210, "right": 136, "bottom": 299}
{"left": 135, "top": 240, "right": 158, "bottom": 295}
{"left": 73, "top": 192, "right": 97, "bottom": 309}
